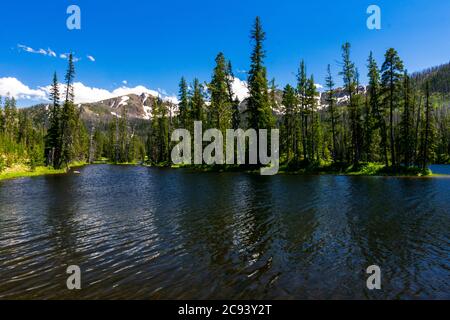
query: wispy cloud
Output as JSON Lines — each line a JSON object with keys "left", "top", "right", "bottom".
{"left": 47, "top": 48, "right": 57, "bottom": 57}
{"left": 87, "top": 55, "right": 95, "bottom": 62}
{"left": 59, "top": 52, "right": 81, "bottom": 62}
{"left": 18, "top": 44, "right": 54, "bottom": 57}
{"left": 17, "top": 44, "right": 84, "bottom": 63}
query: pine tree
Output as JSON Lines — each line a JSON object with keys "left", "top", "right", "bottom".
{"left": 191, "top": 78, "right": 205, "bottom": 122}
{"left": 60, "top": 53, "right": 77, "bottom": 168}
{"left": 325, "top": 64, "right": 338, "bottom": 163}
{"left": 178, "top": 77, "right": 189, "bottom": 129}
{"left": 400, "top": 71, "right": 414, "bottom": 166}
{"left": 367, "top": 52, "right": 388, "bottom": 165}
{"left": 209, "top": 52, "right": 232, "bottom": 132}
{"left": 225, "top": 62, "right": 241, "bottom": 130}
{"left": 247, "top": 17, "right": 274, "bottom": 131}
{"left": 281, "top": 84, "right": 297, "bottom": 161}
{"left": 0, "top": 96, "right": 4, "bottom": 134}
{"left": 381, "top": 48, "right": 404, "bottom": 167}
{"left": 45, "top": 72, "right": 61, "bottom": 168}
{"left": 421, "top": 82, "right": 435, "bottom": 170}
{"left": 339, "top": 42, "right": 359, "bottom": 165}
{"left": 159, "top": 98, "right": 170, "bottom": 163}
{"left": 297, "top": 60, "right": 308, "bottom": 161}
{"left": 306, "top": 76, "right": 319, "bottom": 161}
{"left": 4, "top": 96, "right": 18, "bottom": 142}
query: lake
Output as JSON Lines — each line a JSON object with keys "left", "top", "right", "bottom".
{"left": 0, "top": 164, "right": 449, "bottom": 299}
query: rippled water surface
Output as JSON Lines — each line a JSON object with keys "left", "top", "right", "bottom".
{"left": 0, "top": 165, "right": 449, "bottom": 299}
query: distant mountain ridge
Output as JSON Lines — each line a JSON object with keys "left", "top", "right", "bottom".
{"left": 23, "top": 62, "right": 449, "bottom": 126}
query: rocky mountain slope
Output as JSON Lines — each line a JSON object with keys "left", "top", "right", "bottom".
{"left": 25, "top": 85, "right": 360, "bottom": 132}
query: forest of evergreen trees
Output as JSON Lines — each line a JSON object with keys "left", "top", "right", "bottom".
{"left": 1, "top": 17, "right": 449, "bottom": 176}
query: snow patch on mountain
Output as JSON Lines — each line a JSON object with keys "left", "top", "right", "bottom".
{"left": 118, "top": 96, "right": 130, "bottom": 107}
{"left": 231, "top": 77, "right": 249, "bottom": 102}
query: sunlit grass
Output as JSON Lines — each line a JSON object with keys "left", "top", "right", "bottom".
{"left": 0, "top": 162, "right": 87, "bottom": 181}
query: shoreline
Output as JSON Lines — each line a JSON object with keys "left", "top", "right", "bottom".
{"left": 0, "top": 162, "right": 87, "bottom": 182}
{"left": 1, "top": 161, "right": 449, "bottom": 181}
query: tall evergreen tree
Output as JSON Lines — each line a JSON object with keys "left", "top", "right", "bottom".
{"left": 225, "top": 62, "right": 241, "bottom": 130}
{"left": 281, "top": 84, "right": 297, "bottom": 161}
{"left": 339, "top": 42, "right": 359, "bottom": 164}
{"left": 381, "top": 48, "right": 404, "bottom": 167}
{"left": 247, "top": 17, "right": 274, "bottom": 131}
{"left": 60, "top": 53, "right": 77, "bottom": 168}
{"left": 209, "top": 52, "right": 232, "bottom": 132}
{"left": 325, "top": 64, "right": 338, "bottom": 163}
{"left": 45, "top": 72, "right": 61, "bottom": 168}
{"left": 178, "top": 77, "right": 189, "bottom": 129}
{"left": 367, "top": 52, "right": 388, "bottom": 165}
{"left": 421, "top": 82, "right": 435, "bottom": 170}
{"left": 191, "top": 78, "right": 205, "bottom": 122}
{"left": 297, "top": 60, "right": 308, "bottom": 161}
{"left": 400, "top": 71, "right": 414, "bottom": 166}
{"left": 306, "top": 76, "right": 319, "bottom": 161}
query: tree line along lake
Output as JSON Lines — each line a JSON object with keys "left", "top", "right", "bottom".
{"left": 0, "top": 164, "right": 449, "bottom": 299}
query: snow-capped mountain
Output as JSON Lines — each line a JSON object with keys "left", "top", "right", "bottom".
{"left": 81, "top": 92, "right": 178, "bottom": 121}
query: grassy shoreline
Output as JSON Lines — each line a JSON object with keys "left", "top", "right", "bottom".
{"left": 162, "top": 162, "right": 438, "bottom": 178}
{"left": 0, "top": 161, "right": 87, "bottom": 181}
{"left": 1, "top": 161, "right": 447, "bottom": 182}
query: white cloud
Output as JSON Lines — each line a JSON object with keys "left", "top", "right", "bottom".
{"left": 0, "top": 77, "right": 47, "bottom": 100}
{"left": 39, "top": 83, "right": 166, "bottom": 104}
{"left": 3, "top": 76, "right": 177, "bottom": 106}
{"left": 163, "top": 96, "right": 179, "bottom": 104}
{"left": 111, "top": 85, "right": 159, "bottom": 98}
{"left": 47, "top": 48, "right": 57, "bottom": 57}
{"left": 87, "top": 55, "right": 95, "bottom": 62}
{"left": 315, "top": 83, "right": 324, "bottom": 90}
{"left": 18, "top": 45, "right": 84, "bottom": 63}
{"left": 122, "top": 80, "right": 128, "bottom": 85}
{"left": 17, "top": 44, "right": 59, "bottom": 58}
{"left": 59, "top": 54, "right": 81, "bottom": 62}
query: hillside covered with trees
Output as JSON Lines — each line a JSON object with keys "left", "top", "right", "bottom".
{"left": 1, "top": 17, "right": 450, "bottom": 178}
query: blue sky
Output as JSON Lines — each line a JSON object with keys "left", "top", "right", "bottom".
{"left": 1, "top": 0, "right": 450, "bottom": 106}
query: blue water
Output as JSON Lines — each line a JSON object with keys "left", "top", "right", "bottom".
{"left": 0, "top": 165, "right": 449, "bottom": 299}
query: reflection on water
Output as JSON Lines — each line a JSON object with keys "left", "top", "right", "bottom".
{"left": 0, "top": 165, "right": 449, "bottom": 299}
{"left": 430, "top": 164, "right": 450, "bottom": 175}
